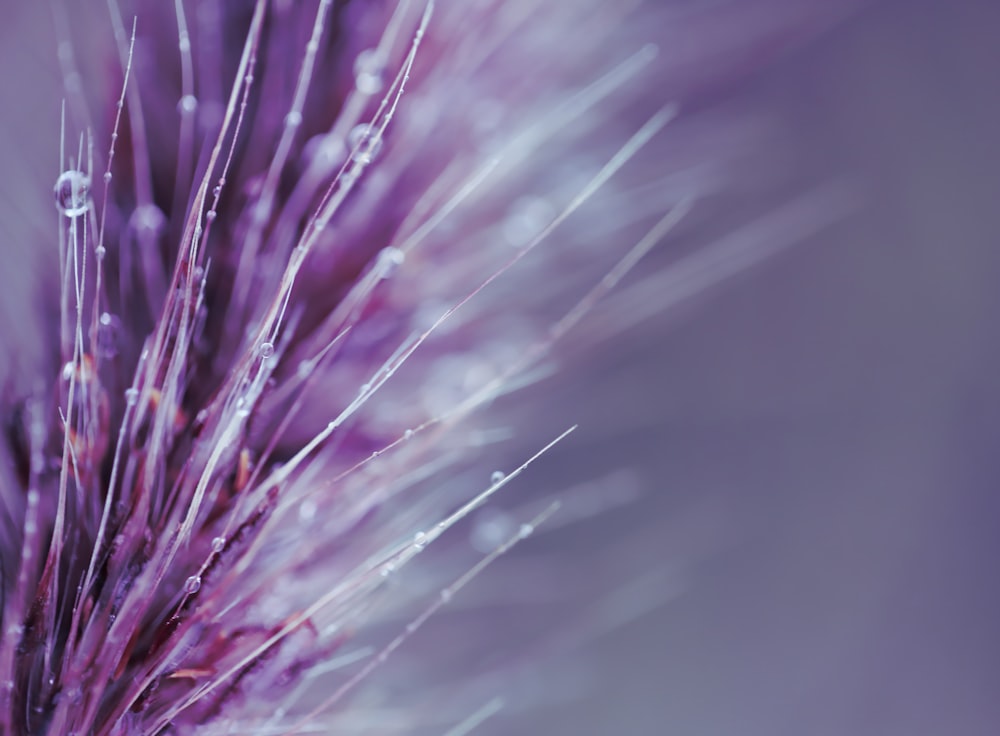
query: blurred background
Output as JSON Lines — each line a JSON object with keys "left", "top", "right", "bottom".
{"left": 2, "top": 0, "right": 999, "bottom": 734}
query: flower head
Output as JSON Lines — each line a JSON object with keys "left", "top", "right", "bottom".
{"left": 0, "top": 0, "right": 855, "bottom": 732}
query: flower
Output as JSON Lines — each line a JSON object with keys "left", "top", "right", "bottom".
{"left": 0, "top": 0, "right": 857, "bottom": 733}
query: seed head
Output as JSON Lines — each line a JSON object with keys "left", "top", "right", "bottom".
{"left": 0, "top": 0, "right": 855, "bottom": 733}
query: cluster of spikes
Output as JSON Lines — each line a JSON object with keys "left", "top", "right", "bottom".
{"left": 0, "top": 0, "right": 855, "bottom": 731}
{"left": 0, "top": 0, "right": 702, "bottom": 733}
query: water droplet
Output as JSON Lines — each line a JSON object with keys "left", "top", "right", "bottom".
{"left": 491, "top": 470, "right": 505, "bottom": 484}
{"left": 377, "top": 247, "right": 404, "bottom": 278}
{"left": 298, "top": 499, "right": 317, "bottom": 522}
{"left": 95, "top": 245, "right": 106, "bottom": 260}
{"left": 211, "top": 536, "right": 226, "bottom": 553}
{"left": 380, "top": 562, "right": 395, "bottom": 578}
{"left": 124, "top": 387, "right": 140, "bottom": 406}
{"left": 103, "top": 171, "right": 112, "bottom": 184}
{"left": 503, "top": 196, "right": 555, "bottom": 248}
{"left": 470, "top": 507, "right": 515, "bottom": 554}
{"left": 96, "top": 312, "right": 122, "bottom": 358}
{"left": 518, "top": 523, "right": 534, "bottom": 539}
{"left": 259, "top": 342, "right": 274, "bottom": 359}
{"left": 403, "top": 429, "right": 413, "bottom": 440}
{"left": 412, "top": 531, "right": 427, "bottom": 549}
{"left": 177, "top": 94, "right": 198, "bottom": 114}
{"left": 284, "top": 111, "right": 302, "bottom": 128}
{"left": 354, "top": 48, "right": 385, "bottom": 95}
{"left": 348, "top": 124, "right": 382, "bottom": 164}
{"left": 129, "top": 204, "right": 167, "bottom": 240}
{"left": 54, "top": 170, "right": 90, "bottom": 217}
{"left": 183, "top": 575, "right": 201, "bottom": 594}
{"left": 297, "top": 360, "right": 314, "bottom": 379}
{"left": 212, "top": 185, "right": 221, "bottom": 198}
{"left": 205, "top": 210, "right": 217, "bottom": 222}
{"left": 440, "top": 589, "right": 452, "bottom": 603}
{"left": 302, "top": 133, "right": 346, "bottom": 169}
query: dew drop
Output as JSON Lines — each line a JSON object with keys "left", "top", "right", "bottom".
{"left": 103, "top": 171, "right": 112, "bottom": 184}
{"left": 519, "top": 523, "right": 534, "bottom": 539}
{"left": 380, "top": 562, "right": 395, "bottom": 578}
{"left": 439, "top": 589, "right": 452, "bottom": 603}
{"left": 54, "top": 170, "right": 90, "bottom": 217}
{"left": 96, "top": 312, "right": 122, "bottom": 358}
{"left": 212, "top": 185, "right": 221, "bottom": 198}
{"left": 183, "top": 575, "right": 201, "bottom": 594}
{"left": 129, "top": 204, "right": 167, "bottom": 240}
{"left": 302, "top": 133, "right": 346, "bottom": 169}
{"left": 259, "top": 342, "right": 274, "bottom": 359}
{"left": 348, "top": 123, "right": 383, "bottom": 164}
{"left": 95, "top": 245, "right": 106, "bottom": 260}
{"left": 470, "top": 507, "right": 515, "bottom": 554}
{"left": 377, "top": 247, "right": 404, "bottom": 278}
{"left": 205, "top": 210, "right": 217, "bottom": 222}
{"left": 503, "top": 196, "right": 555, "bottom": 248}
{"left": 403, "top": 429, "right": 413, "bottom": 440}
{"left": 490, "top": 470, "right": 505, "bottom": 484}
{"left": 284, "top": 111, "right": 302, "bottom": 128}
{"left": 353, "top": 48, "right": 385, "bottom": 95}
{"left": 211, "top": 536, "right": 226, "bottom": 553}
{"left": 177, "top": 94, "right": 198, "bottom": 114}
{"left": 298, "top": 498, "right": 317, "bottom": 522}
{"left": 124, "top": 387, "right": 140, "bottom": 406}
{"left": 412, "top": 531, "right": 427, "bottom": 550}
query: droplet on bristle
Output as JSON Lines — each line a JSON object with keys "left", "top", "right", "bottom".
{"left": 129, "top": 203, "right": 167, "bottom": 239}
{"left": 54, "top": 170, "right": 90, "bottom": 217}
{"left": 177, "top": 94, "right": 198, "bottom": 114}
{"left": 302, "top": 133, "right": 346, "bottom": 169}
{"left": 183, "top": 575, "right": 201, "bottom": 594}
{"left": 354, "top": 48, "right": 385, "bottom": 95}
{"left": 124, "top": 387, "right": 139, "bottom": 406}
{"left": 348, "top": 123, "right": 382, "bottom": 164}
{"left": 519, "top": 523, "right": 535, "bottom": 539}
{"left": 403, "top": 429, "right": 414, "bottom": 440}
{"left": 259, "top": 342, "right": 275, "bottom": 359}
{"left": 503, "top": 196, "right": 556, "bottom": 248}
{"left": 412, "top": 531, "right": 427, "bottom": 550}
{"left": 211, "top": 537, "right": 226, "bottom": 553}
{"left": 440, "top": 589, "right": 452, "bottom": 603}
{"left": 298, "top": 499, "right": 317, "bottom": 522}
{"left": 470, "top": 507, "right": 515, "bottom": 553}
{"left": 377, "top": 247, "right": 405, "bottom": 278}
{"left": 491, "top": 470, "right": 505, "bottom": 484}
{"left": 96, "top": 312, "right": 122, "bottom": 358}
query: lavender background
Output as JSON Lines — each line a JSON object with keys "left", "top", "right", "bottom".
{"left": 1, "top": 0, "right": 998, "bottom": 734}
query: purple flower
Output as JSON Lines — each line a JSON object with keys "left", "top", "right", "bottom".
{"left": 0, "top": 1, "right": 858, "bottom": 733}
